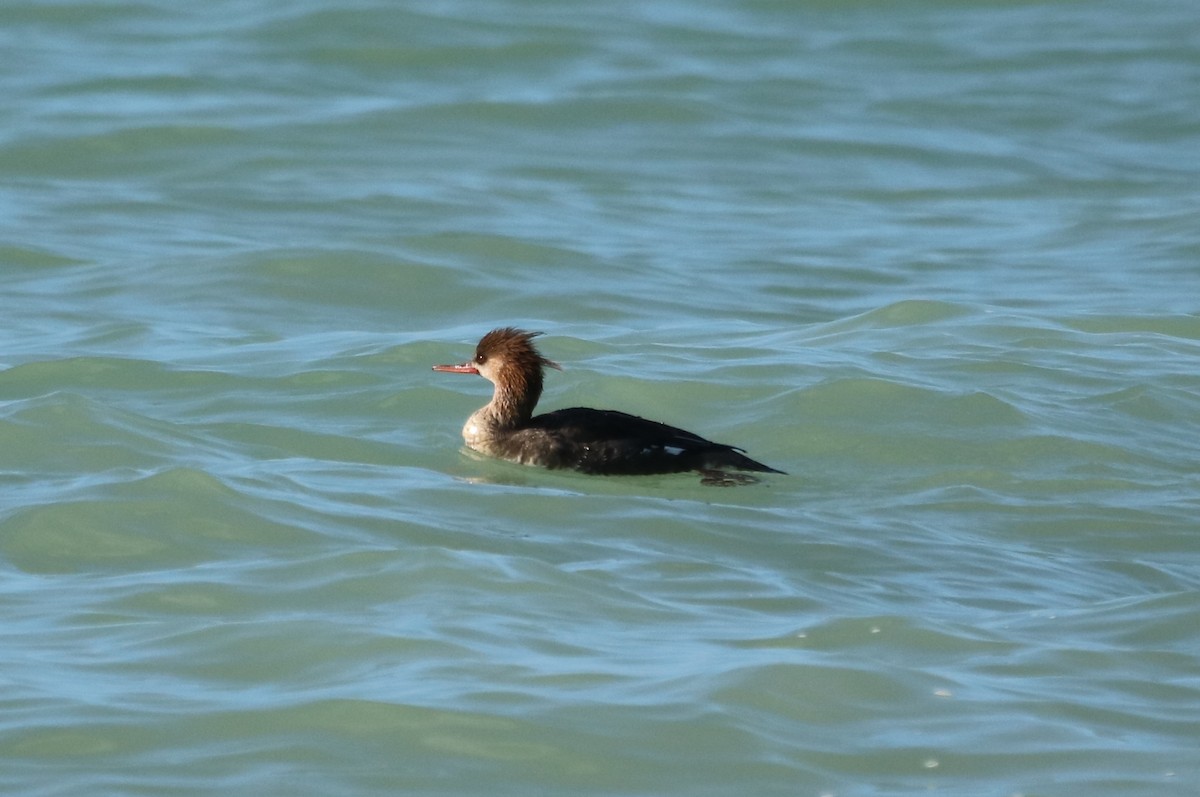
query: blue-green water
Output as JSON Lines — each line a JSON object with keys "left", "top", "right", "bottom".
{"left": 2, "top": 0, "right": 1199, "bottom": 795}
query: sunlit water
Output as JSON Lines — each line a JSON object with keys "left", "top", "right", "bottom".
{"left": 2, "top": 1, "right": 1198, "bottom": 795}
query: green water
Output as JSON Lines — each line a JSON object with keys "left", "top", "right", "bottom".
{"left": 2, "top": 0, "right": 1199, "bottom": 795}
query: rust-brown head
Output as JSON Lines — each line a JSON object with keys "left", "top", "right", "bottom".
{"left": 433, "top": 327, "right": 561, "bottom": 424}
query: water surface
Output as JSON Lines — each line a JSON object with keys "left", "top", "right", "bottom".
{"left": 2, "top": 1, "right": 1199, "bottom": 795}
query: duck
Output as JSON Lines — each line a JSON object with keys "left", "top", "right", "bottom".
{"left": 433, "top": 328, "right": 783, "bottom": 483}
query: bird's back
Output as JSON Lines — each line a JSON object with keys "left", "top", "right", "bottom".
{"left": 500, "top": 407, "right": 783, "bottom": 476}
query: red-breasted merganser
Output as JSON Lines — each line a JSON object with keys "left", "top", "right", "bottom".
{"left": 433, "top": 328, "right": 784, "bottom": 482}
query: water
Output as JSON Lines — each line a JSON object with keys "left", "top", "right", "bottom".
{"left": 2, "top": 0, "right": 1199, "bottom": 795}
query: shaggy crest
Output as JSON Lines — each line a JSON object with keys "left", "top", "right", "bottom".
{"left": 475, "top": 328, "right": 561, "bottom": 424}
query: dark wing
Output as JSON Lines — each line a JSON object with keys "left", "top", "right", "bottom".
{"left": 525, "top": 407, "right": 783, "bottom": 475}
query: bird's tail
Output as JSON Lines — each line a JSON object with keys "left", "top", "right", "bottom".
{"left": 708, "top": 447, "right": 785, "bottom": 474}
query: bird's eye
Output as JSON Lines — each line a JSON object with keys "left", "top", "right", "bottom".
{"left": 475, "top": 353, "right": 487, "bottom": 364}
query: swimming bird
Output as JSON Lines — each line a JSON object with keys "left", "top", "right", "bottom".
{"left": 432, "top": 328, "right": 783, "bottom": 483}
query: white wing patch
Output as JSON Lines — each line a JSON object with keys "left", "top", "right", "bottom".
{"left": 641, "top": 445, "right": 686, "bottom": 457}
